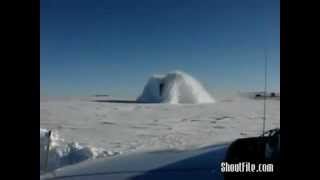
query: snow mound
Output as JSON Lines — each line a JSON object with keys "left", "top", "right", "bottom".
{"left": 137, "top": 70, "right": 215, "bottom": 104}
{"left": 40, "top": 128, "right": 121, "bottom": 174}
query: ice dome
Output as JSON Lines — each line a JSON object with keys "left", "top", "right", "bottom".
{"left": 137, "top": 71, "right": 215, "bottom": 104}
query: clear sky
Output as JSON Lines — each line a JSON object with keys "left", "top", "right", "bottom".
{"left": 41, "top": 0, "right": 279, "bottom": 98}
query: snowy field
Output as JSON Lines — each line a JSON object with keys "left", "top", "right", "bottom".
{"left": 40, "top": 92, "right": 279, "bottom": 172}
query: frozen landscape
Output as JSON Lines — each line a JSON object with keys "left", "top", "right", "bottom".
{"left": 40, "top": 91, "right": 279, "bottom": 173}
{"left": 40, "top": 69, "right": 279, "bottom": 174}
{"left": 40, "top": 1, "right": 280, "bottom": 178}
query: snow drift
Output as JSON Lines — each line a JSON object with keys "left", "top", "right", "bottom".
{"left": 137, "top": 71, "right": 215, "bottom": 104}
{"left": 40, "top": 128, "right": 120, "bottom": 174}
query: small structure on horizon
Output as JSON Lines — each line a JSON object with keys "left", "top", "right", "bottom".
{"left": 254, "top": 92, "right": 280, "bottom": 99}
{"left": 94, "top": 94, "right": 110, "bottom": 97}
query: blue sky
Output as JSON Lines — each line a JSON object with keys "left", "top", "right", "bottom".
{"left": 41, "top": 0, "right": 279, "bottom": 97}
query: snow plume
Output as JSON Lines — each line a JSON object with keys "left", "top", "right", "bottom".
{"left": 137, "top": 70, "right": 215, "bottom": 104}
{"left": 40, "top": 128, "right": 121, "bottom": 174}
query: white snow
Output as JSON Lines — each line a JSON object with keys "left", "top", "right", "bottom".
{"left": 137, "top": 71, "right": 215, "bottom": 104}
{"left": 40, "top": 128, "right": 121, "bottom": 174}
{"left": 40, "top": 91, "right": 279, "bottom": 173}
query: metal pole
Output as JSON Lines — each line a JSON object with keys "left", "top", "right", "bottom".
{"left": 262, "top": 49, "right": 268, "bottom": 136}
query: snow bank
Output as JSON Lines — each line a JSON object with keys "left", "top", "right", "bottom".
{"left": 137, "top": 70, "right": 215, "bottom": 104}
{"left": 40, "top": 128, "right": 121, "bottom": 174}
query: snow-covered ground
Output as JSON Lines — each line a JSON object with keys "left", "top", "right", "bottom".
{"left": 40, "top": 92, "right": 279, "bottom": 172}
{"left": 40, "top": 128, "right": 119, "bottom": 174}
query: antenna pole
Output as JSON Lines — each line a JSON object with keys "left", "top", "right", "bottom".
{"left": 262, "top": 49, "right": 268, "bottom": 136}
